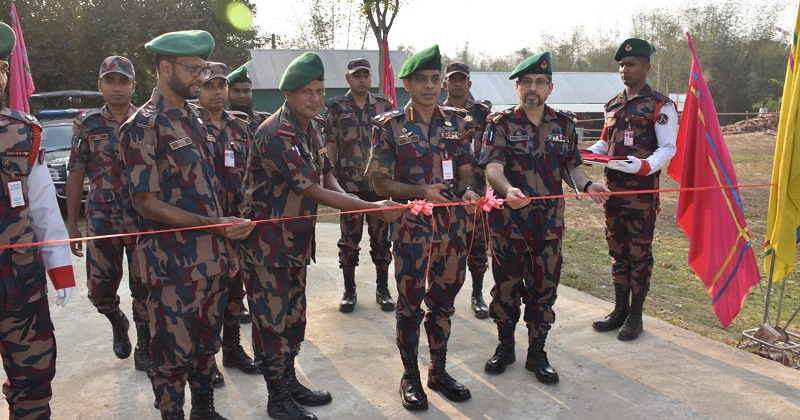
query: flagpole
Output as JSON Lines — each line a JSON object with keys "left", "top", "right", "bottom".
{"left": 763, "top": 253, "right": 775, "bottom": 325}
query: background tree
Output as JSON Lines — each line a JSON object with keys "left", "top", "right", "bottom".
{"left": 360, "top": 0, "right": 401, "bottom": 91}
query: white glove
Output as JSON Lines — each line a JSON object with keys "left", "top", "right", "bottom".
{"left": 56, "top": 287, "right": 72, "bottom": 307}
{"left": 606, "top": 155, "right": 643, "bottom": 174}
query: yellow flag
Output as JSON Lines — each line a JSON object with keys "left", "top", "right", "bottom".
{"left": 764, "top": 4, "right": 800, "bottom": 283}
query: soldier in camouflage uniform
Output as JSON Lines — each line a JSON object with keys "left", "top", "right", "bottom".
{"left": 441, "top": 61, "right": 493, "bottom": 319}
{"left": 239, "top": 52, "right": 401, "bottom": 420}
{"left": 119, "top": 30, "right": 255, "bottom": 420}
{"left": 66, "top": 56, "right": 150, "bottom": 372}
{"left": 197, "top": 62, "right": 258, "bottom": 379}
{"left": 228, "top": 64, "right": 271, "bottom": 134}
{"left": 587, "top": 38, "right": 677, "bottom": 341}
{"left": 365, "top": 45, "right": 481, "bottom": 411}
{"left": 479, "top": 52, "right": 609, "bottom": 384}
{"left": 0, "top": 21, "right": 76, "bottom": 419}
{"left": 323, "top": 58, "right": 395, "bottom": 313}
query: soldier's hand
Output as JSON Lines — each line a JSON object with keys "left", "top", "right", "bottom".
{"left": 373, "top": 200, "right": 404, "bottom": 222}
{"left": 214, "top": 217, "right": 256, "bottom": 241}
{"left": 586, "top": 182, "right": 611, "bottom": 204}
{"left": 55, "top": 287, "right": 73, "bottom": 307}
{"left": 68, "top": 226, "right": 84, "bottom": 257}
{"left": 422, "top": 183, "right": 452, "bottom": 204}
{"left": 505, "top": 187, "right": 529, "bottom": 209}
{"left": 462, "top": 189, "right": 481, "bottom": 215}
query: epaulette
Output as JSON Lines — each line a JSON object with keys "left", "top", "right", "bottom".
{"left": 228, "top": 110, "right": 252, "bottom": 125}
{"left": 128, "top": 103, "right": 159, "bottom": 131}
{"left": 475, "top": 99, "right": 492, "bottom": 110}
{"left": 374, "top": 93, "right": 394, "bottom": 105}
{"left": 1, "top": 108, "right": 40, "bottom": 128}
{"left": 254, "top": 111, "right": 272, "bottom": 118}
{"left": 439, "top": 105, "right": 472, "bottom": 121}
{"left": 651, "top": 90, "right": 673, "bottom": 105}
{"left": 73, "top": 108, "right": 102, "bottom": 125}
{"left": 553, "top": 108, "right": 578, "bottom": 123}
{"left": 324, "top": 96, "right": 346, "bottom": 109}
{"left": 373, "top": 108, "right": 404, "bottom": 127}
{"left": 489, "top": 108, "right": 513, "bottom": 123}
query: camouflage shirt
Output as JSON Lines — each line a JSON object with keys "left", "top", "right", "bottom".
{"left": 365, "top": 104, "right": 476, "bottom": 243}
{"left": 248, "top": 111, "right": 270, "bottom": 135}
{"left": 603, "top": 84, "right": 673, "bottom": 211}
{"left": 324, "top": 91, "right": 394, "bottom": 192}
{"left": 200, "top": 108, "right": 251, "bottom": 218}
{"left": 479, "top": 105, "right": 582, "bottom": 240}
{"left": 120, "top": 89, "right": 227, "bottom": 286}
{"left": 239, "top": 104, "right": 333, "bottom": 267}
{"left": 68, "top": 104, "right": 139, "bottom": 235}
{"left": 442, "top": 98, "right": 492, "bottom": 192}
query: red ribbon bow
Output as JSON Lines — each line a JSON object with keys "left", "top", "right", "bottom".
{"left": 406, "top": 199, "right": 434, "bottom": 216}
{"left": 477, "top": 188, "right": 504, "bottom": 212}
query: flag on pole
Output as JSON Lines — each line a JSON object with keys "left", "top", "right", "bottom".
{"left": 667, "top": 33, "right": 761, "bottom": 327}
{"left": 382, "top": 36, "right": 397, "bottom": 105}
{"left": 764, "top": 4, "right": 800, "bottom": 284}
{"left": 9, "top": 1, "right": 35, "bottom": 113}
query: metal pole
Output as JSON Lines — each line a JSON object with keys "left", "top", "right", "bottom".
{"left": 775, "top": 269, "right": 789, "bottom": 327}
{"left": 763, "top": 252, "right": 776, "bottom": 325}
{"left": 782, "top": 304, "right": 800, "bottom": 331}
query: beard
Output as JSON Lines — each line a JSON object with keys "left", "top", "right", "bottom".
{"left": 524, "top": 93, "right": 542, "bottom": 109}
{"left": 168, "top": 73, "right": 198, "bottom": 100}
{"left": 230, "top": 102, "right": 253, "bottom": 115}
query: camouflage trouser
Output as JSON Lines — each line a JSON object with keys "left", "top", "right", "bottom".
{"left": 604, "top": 207, "right": 656, "bottom": 298}
{"left": 223, "top": 269, "right": 246, "bottom": 327}
{"left": 147, "top": 273, "right": 228, "bottom": 417}
{"left": 489, "top": 236, "right": 562, "bottom": 339}
{"left": 86, "top": 234, "right": 149, "bottom": 325}
{"left": 338, "top": 191, "right": 392, "bottom": 271}
{"left": 243, "top": 264, "right": 307, "bottom": 380}
{"left": 467, "top": 224, "right": 488, "bottom": 275}
{"left": 0, "top": 296, "right": 55, "bottom": 420}
{"left": 393, "top": 237, "right": 467, "bottom": 358}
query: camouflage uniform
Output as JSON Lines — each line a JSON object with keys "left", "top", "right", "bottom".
{"left": 365, "top": 104, "right": 475, "bottom": 358}
{"left": 239, "top": 104, "right": 332, "bottom": 380}
{"left": 120, "top": 89, "right": 231, "bottom": 417}
{"left": 441, "top": 98, "right": 492, "bottom": 278}
{"left": 601, "top": 85, "right": 674, "bottom": 299}
{"left": 479, "top": 105, "right": 581, "bottom": 340}
{"left": 200, "top": 108, "right": 250, "bottom": 326}
{"left": 324, "top": 92, "right": 393, "bottom": 293}
{"left": 248, "top": 111, "right": 270, "bottom": 135}
{"left": 68, "top": 105, "right": 148, "bottom": 325}
{"left": 1, "top": 108, "right": 76, "bottom": 419}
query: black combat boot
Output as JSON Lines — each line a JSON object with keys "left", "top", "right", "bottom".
{"left": 399, "top": 356, "right": 428, "bottom": 410}
{"left": 484, "top": 325, "right": 516, "bottom": 374}
{"left": 213, "top": 367, "right": 225, "bottom": 388}
{"left": 222, "top": 323, "right": 258, "bottom": 374}
{"left": 375, "top": 269, "right": 395, "bottom": 311}
{"left": 189, "top": 388, "right": 226, "bottom": 420}
{"left": 427, "top": 348, "right": 471, "bottom": 402}
{"left": 266, "top": 377, "right": 317, "bottom": 420}
{"left": 339, "top": 268, "right": 357, "bottom": 312}
{"left": 592, "top": 283, "right": 630, "bottom": 332}
{"left": 470, "top": 271, "right": 489, "bottom": 319}
{"left": 134, "top": 322, "right": 152, "bottom": 373}
{"left": 284, "top": 347, "right": 332, "bottom": 406}
{"left": 525, "top": 334, "right": 559, "bottom": 384}
{"left": 105, "top": 309, "right": 132, "bottom": 359}
{"left": 617, "top": 296, "right": 645, "bottom": 341}
{"left": 239, "top": 308, "right": 252, "bottom": 324}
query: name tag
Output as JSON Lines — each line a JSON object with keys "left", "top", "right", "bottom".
{"left": 225, "top": 149, "right": 235, "bottom": 167}
{"left": 397, "top": 134, "right": 420, "bottom": 146}
{"left": 7, "top": 180, "right": 24, "bottom": 208}
{"left": 341, "top": 113, "right": 356, "bottom": 119}
{"left": 170, "top": 137, "right": 192, "bottom": 150}
{"left": 509, "top": 135, "right": 530, "bottom": 142}
{"left": 88, "top": 134, "right": 108, "bottom": 141}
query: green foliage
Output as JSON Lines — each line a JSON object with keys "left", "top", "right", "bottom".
{"left": 2, "top": 0, "right": 264, "bottom": 105}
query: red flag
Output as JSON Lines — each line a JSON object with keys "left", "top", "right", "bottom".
{"left": 9, "top": 1, "right": 35, "bottom": 113}
{"left": 667, "top": 33, "right": 761, "bottom": 327}
{"left": 382, "top": 36, "right": 397, "bottom": 105}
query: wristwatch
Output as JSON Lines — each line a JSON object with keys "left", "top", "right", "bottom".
{"left": 583, "top": 180, "right": 594, "bottom": 193}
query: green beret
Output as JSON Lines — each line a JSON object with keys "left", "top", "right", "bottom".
{"left": 614, "top": 38, "right": 656, "bottom": 62}
{"left": 279, "top": 52, "right": 324, "bottom": 91}
{"left": 397, "top": 45, "right": 441, "bottom": 79}
{"left": 145, "top": 30, "right": 215, "bottom": 60}
{"left": 0, "top": 22, "right": 15, "bottom": 60}
{"left": 509, "top": 51, "right": 552, "bottom": 79}
{"left": 227, "top": 64, "right": 251, "bottom": 84}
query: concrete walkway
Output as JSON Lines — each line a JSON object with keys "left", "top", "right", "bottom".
{"left": 2, "top": 223, "right": 798, "bottom": 419}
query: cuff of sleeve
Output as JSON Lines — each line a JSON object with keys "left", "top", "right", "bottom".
{"left": 636, "top": 161, "right": 652, "bottom": 176}
{"left": 48, "top": 265, "right": 76, "bottom": 290}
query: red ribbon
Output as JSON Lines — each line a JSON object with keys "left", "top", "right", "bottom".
{"left": 406, "top": 199, "right": 434, "bottom": 216}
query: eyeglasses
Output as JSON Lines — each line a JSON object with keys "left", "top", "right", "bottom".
{"left": 166, "top": 60, "right": 211, "bottom": 78}
{"left": 518, "top": 78, "right": 551, "bottom": 89}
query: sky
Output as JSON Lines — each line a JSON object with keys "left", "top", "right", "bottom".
{"left": 250, "top": 0, "right": 798, "bottom": 57}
